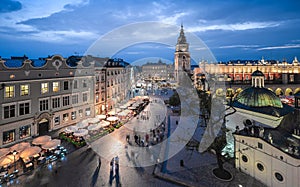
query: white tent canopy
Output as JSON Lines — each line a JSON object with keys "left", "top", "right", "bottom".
{"left": 96, "top": 115, "right": 106, "bottom": 120}
{"left": 99, "top": 120, "right": 110, "bottom": 127}
{"left": 106, "top": 116, "right": 119, "bottom": 122}
{"left": 87, "top": 118, "right": 100, "bottom": 124}
{"left": 76, "top": 121, "right": 88, "bottom": 129}
{"left": 64, "top": 125, "right": 78, "bottom": 133}
{"left": 88, "top": 123, "right": 103, "bottom": 131}
{"left": 73, "top": 129, "right": 88, "bottom": 137}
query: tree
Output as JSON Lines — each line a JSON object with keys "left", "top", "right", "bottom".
{"left": 207, "top": 98, "right": 236, "bottom": 180}
{"left": 169, "top": 91, "right": 180, "bottom": 106}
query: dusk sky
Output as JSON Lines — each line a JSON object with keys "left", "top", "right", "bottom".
{"left": 1, "top": 0, "right": 300, "bottom": 64}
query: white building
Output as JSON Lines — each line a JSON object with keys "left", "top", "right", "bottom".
{"left": 229, "top": 69, "right": 300, "bottom": 187}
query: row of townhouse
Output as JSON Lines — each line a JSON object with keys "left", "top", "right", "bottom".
{"left": 0, "top": 55, "right": 131, "bottom": 147}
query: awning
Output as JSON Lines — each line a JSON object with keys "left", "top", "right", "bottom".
{"left": 73, "top": 129, "right": 88, "bottom": 137}
{"left": 20, "top": 146, "right": 41, "bottom": 158}
{"left": 32, "top": 135, "right": 51, "bottom": 145}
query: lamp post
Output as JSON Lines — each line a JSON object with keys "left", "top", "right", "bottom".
{"left": 13, "top": 150, "right": 17, "bottom": 172}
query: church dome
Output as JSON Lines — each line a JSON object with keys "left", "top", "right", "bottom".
{"left": 234, "top": 87, "right": 283, "bottom": 108}
{"left": 251, "top": 69, "right": 264, "bottom": 76}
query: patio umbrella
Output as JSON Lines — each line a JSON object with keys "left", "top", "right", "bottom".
{"left": 88, "top": 123, "right": 102, "bottom": 131}
{"left": 6, "top": 154, "right": 20, "bottom": 162}
{"left": 108, "top": 110, "right": 116, "bottom": 116}
{"left": 64, "top": 125, "right": 78, "bottom": 133}
{"left": 9, "top": 142, "right": 30, "bottom": 153}
{"left": 99, "top": 120, "right": 110, "bottom": 127}
{"left": 73, "top": 129, "right": 88, "bottom": 137}
{"left": 41, "top": 139, "right": 61, "bottom": 150}
{"left": 0, "top": 157, "right": 12, "bottom": 167}
{"left": 88, "top": 118, "right": 100, "bottom": 124}
{"left": 76, "top": 122, "right": 88, "bottom": 129}
{"left": 107, "top": 116, "right": 119, "bottom": 122}
{"left": 120, "top": 105, "right": 127, "bottom": 109}
{"left": 0, "top": 148, "right": 10, "bottom": 159}
{"left": 20, "top": 146, "right": 41, "bottom": 159}
{"left": 32, "top": 135, "right": 51, "bottom": 145}
{"left": 96, "top": 115, "right": 106, "bottom": 120}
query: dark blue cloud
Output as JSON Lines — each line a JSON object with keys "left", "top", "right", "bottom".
{"left": 0, "top": 0, "right": 22, "bottom": 13}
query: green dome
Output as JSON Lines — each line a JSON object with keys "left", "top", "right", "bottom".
{"left": 234, "top": 87, "right": 283, "bottom": 108}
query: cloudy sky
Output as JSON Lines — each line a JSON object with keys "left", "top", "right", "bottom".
{"left": 1, "top": 0, "right": 300, "bottom": 63}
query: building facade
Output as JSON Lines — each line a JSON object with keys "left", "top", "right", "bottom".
{"left": 142, "top": 59, "right": 173, "bottom": 81}
{"left": 199, "top": 57, "right": 300, "bottom": 84}
{"left": 94, "top": 58, "right": 131, "bottom": 115}
{"left": 0, "top": 55, "right": 95, "bottom": 147}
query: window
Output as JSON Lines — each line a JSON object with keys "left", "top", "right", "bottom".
{"left": 83, "top": 93, "right": 88, "bottom": 102}
{"left": 72, "top": 94, "right": 79, "bottom": 105}
{"left": 39, "top": 99, "right": 49, "bottom": 111}
{"left": 19, "top": 125, "right": 31, "bottom": 139}
{"left": 96, "top": 94, "right": 99, "bottom": 103}
{"left": 64, "top": 81, "right": 69, "bottom": 90}
{"left": 53, "top": 82, "right": 60, "bottom": 92}
{"left": 63, "top": 113, "right": 69, "bottom": 122}
{"left": 20, "top": 85, "right": 29, "bottom": 96}
{"left": 85, "top": 108, "right": 91, "bottom": 116}
{"left": 71, "top": 111, "right": 76, "bottom": 120}
{"left": 241, "top": 155, "right": 248, "bottom": 163}
{"left": 19, "top": 102, "right": 30, "bottom": 116}
{"left": 73, "top": 80, "right": 78, "bottom": 89}
{"left": 63, "top": 96, "right": 70, "bottom": 106}
{"left": 274, "top": 172, "right": 284, "bottom": 182}
{"left": 79, "top": 109, "right": 83, "bottom": 118}
{"left": 4, "top": 86, "right": 14, "bottom": 98}
{"left": 3, "top": 104, "right": 15, "bottom": 119}
{"left": 41, "top": 83, "right": 49, "bottom": 94}
{"left": 54, "top": 116, "right": 60, "bottom": 126}
{"left": 258, "top": 142, "right": 263, "bottom": 149}
{"left": 52, "top": 97, "right": 60, "bottom": 109}
{"left": 257, "top": 163, "right": 264, "bottom": 171}
{"left": 83, "top": 80, "right": 87, "bottom": 88}
{"left": 3, "top": 130, "right": 15, "bottom": 144}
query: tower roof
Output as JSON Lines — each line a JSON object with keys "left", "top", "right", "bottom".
{"left": 177, "top": 24, "right": 187, "bottom": 44}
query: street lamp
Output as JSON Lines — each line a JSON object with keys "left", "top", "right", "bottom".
{"left": 13, "top": 150, "right": 17, "bottom": 172}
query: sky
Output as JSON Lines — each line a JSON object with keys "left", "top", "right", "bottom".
{"left": 0, "top": 0, "right": 300, "bottom": 64}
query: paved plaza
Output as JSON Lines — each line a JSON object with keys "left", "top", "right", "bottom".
{"left": 3, "top": 91, "right": 265, "bottom": 187}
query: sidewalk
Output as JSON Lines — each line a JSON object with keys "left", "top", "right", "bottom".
{"left": 153, "top": 115, "right": 266, "bottom": 187}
